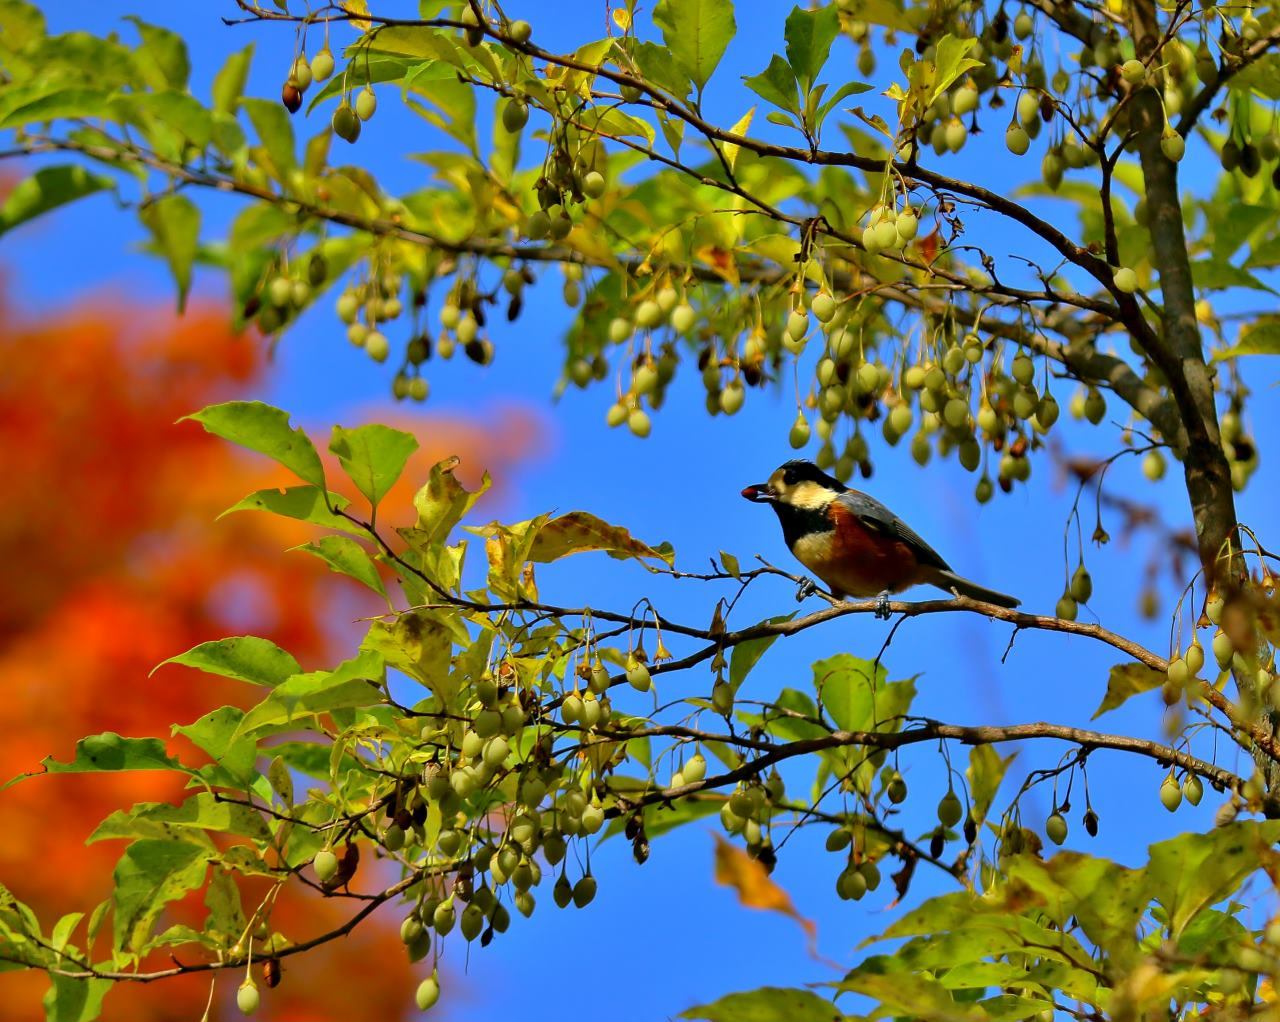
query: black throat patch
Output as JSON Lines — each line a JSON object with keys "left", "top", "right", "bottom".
{"left": 770, "top": 501, "right": 833, "bottom": 551}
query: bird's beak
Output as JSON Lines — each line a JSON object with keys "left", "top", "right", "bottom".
{"left": 741, "top": 482, "right": 775, "bottom": 503}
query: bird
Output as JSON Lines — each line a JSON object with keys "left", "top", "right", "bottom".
{"left": 741, "top": 459, "right": 1019, "bottom": 618}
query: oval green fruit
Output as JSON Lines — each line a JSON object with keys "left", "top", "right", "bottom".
{"left": 572, "top": 874, "right": 597, "bottom": 908}
{"left": 355, "top": 85, "right": 377, "bottom": 121}
{"left": 310, "top": 47, "right": 334, "bottom": 81}
{"left": 237, "top": 980, "right": 261, "bottom": 1016}
{"left": 313, "top": 849, "right": 339, "bottom": 882}
{"left": 937, "top": 791, "right": 963, "bottom": 828}
{"left": 501, "top": 98, "right": 529, "bottom": 133}
{"left": 415, "top": 974, "right": 441, "bottom": 1011}
{"left": 332, "top": 102, "right": 361, "bottom": 143}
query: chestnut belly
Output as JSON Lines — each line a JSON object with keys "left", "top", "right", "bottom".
{"left": 790, "top": 525, "right": 919, "bottom": 598}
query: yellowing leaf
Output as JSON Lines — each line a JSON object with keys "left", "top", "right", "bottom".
{"left": 341, "top": 0, "right": 371, "bottom": 30}
{"left": 1092, "top": 662, "right": 1165, "bottom": 718}
{"left": 723, "top": 106, "right": 755, "bottom": 171}
{"left": 525, "top": 511, "right": 675, "bottom": 567}
{"left": 612, "top": 8, "right": 632, "bottom": 31}
{"left": 713, "top": 835, "right": 816, "bottom": 944}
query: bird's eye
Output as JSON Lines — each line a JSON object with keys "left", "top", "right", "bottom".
{"left": 782, "top": 468, "right": 797, "bottom": 485}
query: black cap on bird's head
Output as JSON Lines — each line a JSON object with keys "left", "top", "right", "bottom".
{"left": 741, "top": 459, "right": 846, "bottom": 506}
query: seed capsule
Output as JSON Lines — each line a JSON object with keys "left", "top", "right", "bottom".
{"left": 1045, "top": 812, "right": 1068, "bottom": 845}
{"left": 1159, "top": 773, "right": 1183, "bottom": 812}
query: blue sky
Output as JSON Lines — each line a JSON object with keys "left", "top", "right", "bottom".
{"left": 7, "top": 3, "right": 1280, "bottom": 1020}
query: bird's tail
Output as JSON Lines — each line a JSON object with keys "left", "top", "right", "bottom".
{"left": 927, "top": 569, "right": 1020, "bottom": 609}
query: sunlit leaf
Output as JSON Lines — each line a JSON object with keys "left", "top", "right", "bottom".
{"left": 0, "top": 165, "right": 114, "bottom": 238}
{"left": 680, "top": 987, "right": 841, "bottom": 1022}
{"left": 783, "top": 4, "right": 839, "bottom": 89}
{"left": 140, "top": 193, "right": 199, "bottom": 312}
{"left": 292, "top": 534, "right": 388, "bottom": 598}
{"left": 154, "top": 635, "right": 301, "bottom": 688}
{"left": 1092, "top": 661, "right": 1164, "bottom": 718}
{"left": 713, "top": 834, "right": 815, "bottom": 942}
{"left": 183, "top": 401, "right": 326, "bottom": 488}
{"left": 329, "top": 423, "right": 419, "bottom": 509}
{"left": 112, "top": 839, "right": 207, "bottom": 953}
{"left": 652, "top": 0, "right": 736, "bottom": 94}
{"left": 524, "top": 511, "right": 675, "bottom": 566}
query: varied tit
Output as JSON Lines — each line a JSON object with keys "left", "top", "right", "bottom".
{"left": 742, "top": 459, "right": 1019, "bottom": 618}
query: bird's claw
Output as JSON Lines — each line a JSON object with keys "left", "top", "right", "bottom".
{"left": 874, "top": 591, "right": 892, "bottom": 620}
{"left": 795, "top": 577, "right": 817, "bottom": 602}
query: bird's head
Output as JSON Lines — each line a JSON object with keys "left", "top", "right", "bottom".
{"left": 741, "top": 460, "right": 845, "bottom": 510}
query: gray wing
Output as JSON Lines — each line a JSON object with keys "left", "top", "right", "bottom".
{"left": 836, "top": 490, "right": 952, "bottom": 572}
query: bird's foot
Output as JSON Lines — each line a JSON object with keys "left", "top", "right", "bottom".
{"left": 874, "top": 591, "right": 893, "bottom": 620}
{"left": 795, "top": 577, "right": 817, "bottom": 602}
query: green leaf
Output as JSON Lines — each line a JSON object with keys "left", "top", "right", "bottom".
{"left": 125, "top": 16, "right": 190, "bottom": 90}
{"left": 267, "top": 754, "right": 293, "bottom": 807}
{"left": 241, "top": 96, "right": 296, "bottom": 177}
{"left": 0, "top": 165, "right": 114, "bottom": 238}
{"left": 112, "top": 839, "right": 207, "bottom": 953}
{"left": 172, "top": 706, "right": 256, "bottom": 784}
{"left": 204, "top": 869, "right": 246, "bottom": 942}
{"left": 42, "top": 975, "right": 110, "bottom": 1022}
{"left": 89, "top": 792, "right": 271, "bottom": 845}
{"left": 624, "top": 39, "right": 691, "bottom": 99}
{"left": 0, "top": 0, "right": 46, "bottom": 52}
{"left": 219, "top": 485, "right": 358, "bottom": 533}
{"left": 783, "top": 4, "right": 839, "bottom": 89}
{"left": 1092, "top": 661, "right": 1165, "bottom": 718}
{"left": 154, "top": 635, "right": 301, "bottom": 688}
{"left": 1190, "top": 257, "right": 1276, "bottom": 294}
{"left": 292, "top": 535, "right": 387, "bottom": 598}
{"left": 524, "top": 511, "right": 676, "bottom": 566}
{"left": 813, "top": 653, "right": 885, "bottom": 732}
{"left": 652, "top": 0, "right": 736, "bottom": 95}
{"left": 681, "top": 987, "right": 841, "bottom": 1022}
{"left": 140, "top": 193, "right": 199, "bottom": 312}
{"left": 0, "top": 87, "right": 115, "bottom": 129}
{"left": 235, "top": 649, "right": 386, "bottom": 736}
{"left": 1214, "top": 315, "right": 1280, "bottom": 359}
{"left": 212, "top": 42, "right": 253, "bottom": 116}
{"left": 329, "top": 423, "right": 419, "bottom": 509}
{"left": 729, "top": 615, "right": 795, "bottom": 693}
{"left": 8, "top": 734, "right": 188, "bottom": 791}
{"left": 743, "top": 54, "right": 798, "bottom": 112}
{"left": 1146, "top": 821, "right": 1280, "bottom": 939}
{"left": 183, "top": 401, "right": 325, "bottom": 488}
{"left": 966, "top": 744, "right": 1014, "bottom": 824}
{"left": 931, "top": 34, "right": 983, "bottom": 103}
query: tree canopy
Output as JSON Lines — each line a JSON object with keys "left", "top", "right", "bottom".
{"left": 1, "top": 0, "right": 1279, "bottom": 1019}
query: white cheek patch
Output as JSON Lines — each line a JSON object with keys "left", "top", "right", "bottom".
{"left": 786, "top": 480, "right": 831, "bottom": 511}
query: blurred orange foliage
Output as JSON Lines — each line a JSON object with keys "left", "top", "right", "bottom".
{"left": 0, "top": 290, "right": 538, "bottom": 1020}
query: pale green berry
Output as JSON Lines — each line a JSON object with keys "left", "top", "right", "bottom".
{"left": 416, "top": 973, "right": 441, "bottom": 1011}
{"left": 237, "top": 980, "right": 261, "bottom": 1016}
